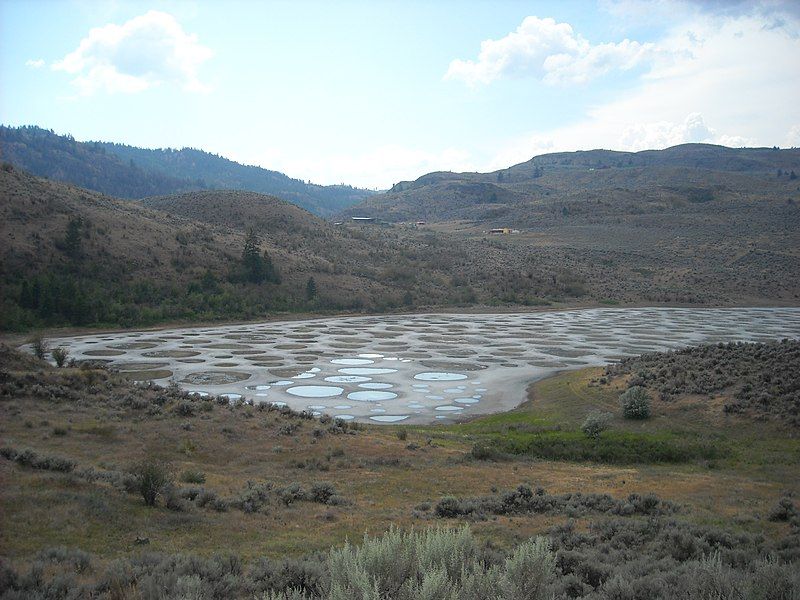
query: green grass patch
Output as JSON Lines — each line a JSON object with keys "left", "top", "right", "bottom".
{"left": 487, "top": 430, "right": 724, "bottom": 464}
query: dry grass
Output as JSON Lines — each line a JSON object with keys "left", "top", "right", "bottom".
{"left": 2, "top": 356, "right": 797, "bottom": 565}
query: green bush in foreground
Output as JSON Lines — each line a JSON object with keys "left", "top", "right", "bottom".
{"left": 326, "top": 527, "right": 554, "bottom": 600}
{"left": 1, "top": 520, "right": 798, "bottom": 599}
{"left": 620, "top": 385, "right": 651, "bottom": 419}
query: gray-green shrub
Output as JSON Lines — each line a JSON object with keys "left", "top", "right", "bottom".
{"left": 620, "top": 386, "right": 651, "bottom": 419}
{"left": 51, "top": 347, "right": 69, "bottom": 367}
{"left": 130, "top": 457, "right": 171, "bottom": 507}
{"left": 581, "top": 411, "right": 612, "bottom": 439}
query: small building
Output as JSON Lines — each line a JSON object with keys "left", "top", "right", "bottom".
{"left": 351, "top": 216, "right": 375, "bottom": 223}
{"left": 416, "top": 220, "right": 426, "bottom": 226}
{"left": 489, "top": 227, "right": 512, "bottom": 235}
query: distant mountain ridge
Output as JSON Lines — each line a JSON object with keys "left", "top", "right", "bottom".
{"left": 340, "top": 144, "right": 800, "bottom": 224}
{"left": 0, "top": 125, "right": 373, "bottom": 216}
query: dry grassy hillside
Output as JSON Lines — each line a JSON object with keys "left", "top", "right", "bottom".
{"left": 0, "top": 165, "right": 233, "bottom": 280}
{"left": 343, "top": 144, "right": 800, "bottom": 224}
{"left": 1, "top": 167, "right": 592, "bottom": 330}
{"left": 2, "top": 159, "right": 799, "bottom": 332}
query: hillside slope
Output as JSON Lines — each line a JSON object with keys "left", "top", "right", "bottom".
{"left": 0, "top": 125, "right": 372, "bottom": 216}
{"left": 2, "top": 161, "right": 798, "bottom": 332}
{"left": 342, "top": 144, "right": 800, "bottom": 224}
{"left": 101, "top": 142, "right": 374, "bottom": 216}
{"left": 0, "top": 167, "right": 392, "bottom": 328}
{"left": 2, "top": 166, "right": 582, "bottom": 330}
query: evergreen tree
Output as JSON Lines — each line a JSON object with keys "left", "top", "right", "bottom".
{"left": 63, "top": 217, "right": 83, "bottom": 260}
{"left": 263, "top": 251, "right": 281, "bottom": 284}
{"left": 306, "top": 276, "right": 317, "bottom": 301}
{"left": 241, "top": 229, "right": 264, "bottom": 283}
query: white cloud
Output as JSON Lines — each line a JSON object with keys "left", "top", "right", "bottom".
{"left": 25, "top": 59, "right": 45, "bottom": 69}
{"left": 445, "top": 16, "right": 654, "bottom": 86}
{"left": 52, "top": 10, "right": 212, "bottom": 95}
{"left": 484, "top": 9, "right": 800, "bottom": 168}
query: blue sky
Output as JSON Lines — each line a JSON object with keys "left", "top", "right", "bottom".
{"left": 2, "top": 0, "right": 799, "bottom": 188}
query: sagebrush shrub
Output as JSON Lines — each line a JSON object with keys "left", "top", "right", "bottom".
{"left": 620, "top": 386, "right": 651, "bottom": 419}
{"left": 581, "top": 411, "right": 612, "bottom": 439}
{"left": 180, "top": 470, "right": 206, "bottom": 484}
{"left": 51, "top": 347, "right": 69, "bottom": 367}
{"left": 130, "top": 457, "right": 171, "bottom": 507}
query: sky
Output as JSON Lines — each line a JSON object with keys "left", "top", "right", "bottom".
{"left": 2, "top": 0, "right": 799, "bottom": 189}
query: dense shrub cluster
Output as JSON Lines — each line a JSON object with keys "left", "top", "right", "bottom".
{"left": 431, "top": 485, "right": 678, "bottom": 521}
{"left": 0, "top": 527, "right": 555, "bottom": 600}
{"left": 547, "top": 517, "right": 800, "bottom": 598}
{"left": 478, "top": 431, "right": 720, "bottom": 464}
{"left": 2, "top": 519, "right": 798, "bottom": 599}
{"left": 0, "top": 447, "right": 75, "bottom": 473}
{"left": 606, "top": 339, "right": 800, "bottom": 426}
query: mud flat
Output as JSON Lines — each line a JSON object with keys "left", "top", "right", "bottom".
{"left": 37, "top": 308, "right": 800, "bottom": 424}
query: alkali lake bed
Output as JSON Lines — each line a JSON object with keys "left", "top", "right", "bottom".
{"left": 36, "top": 307, "right": 800, "bottom": 424}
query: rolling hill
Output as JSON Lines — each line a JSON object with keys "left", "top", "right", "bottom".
{"left": 2, "top": 139, "right": 799, "bottom": 333}
{"left": 2, "top": 165, "right": 579, "bottom": 330}
{"left": 342, "top": 144, "right": 800, "bottom": 224}
{"left": 0, "top": 125, "right": 373, "bottom": 216}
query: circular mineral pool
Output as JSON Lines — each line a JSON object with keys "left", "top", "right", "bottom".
{"left": 286, "top": 386, "right": 344, "bottom": 398}
{"left": 435, "top": 405, "right": 464, "bottom": 411}
{"left": 325, "top": 375, "right": 372, "bottom": 383}
{"left": 333, "top": 404, "right": 352, "bottom": 410}
{"left": 370, "top": 415, "right": 409, "bottom": 423}
{"left": 454, "top": 397, "right": 480, "bottom": 404}
{"left": 370, "top": 408, "right": 386, "bottom": 413}
{"left": 293, "top": 372, "right": 317, "bottom": 379}
{"left": 334, "top": 414, "right": 355, "bottom": 420}
{"left": 359, "top": 353, "right": 384, "bottom": 359}
{"left": 414, "top": 372, "right": 468, "bottom": 381}
{"left": 271, "top": 380, "right": 295, "bottom": 386}
{"left": 338, "top": 367, "right": 398, "bottom": 375}
{"left": 331, "top": 358, "right": 374, "bottom": 365}
{"left": 246, "top": 385, "right": 271, "bottom": 391}
{"left": 407, "top": 403, "right": 425, "bottom": 409}
{"left": 425, "top": 395, "right": 444, "bottom": 401}
{"left": 358, "top": 382, "right": 393, "bottom": 390}
{"left": 307, "top": 405, "right": 327, "bottom": 410}
{"left": 347, "top": 391, "right": 398, "bottom": 402}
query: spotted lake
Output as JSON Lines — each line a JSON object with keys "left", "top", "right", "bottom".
{"left": 41, "top": 308, "right": 800, "bottom": 424}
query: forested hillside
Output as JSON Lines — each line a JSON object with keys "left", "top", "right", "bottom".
{"left": 0, "top": 126, "right": 372, "bottom": 216}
